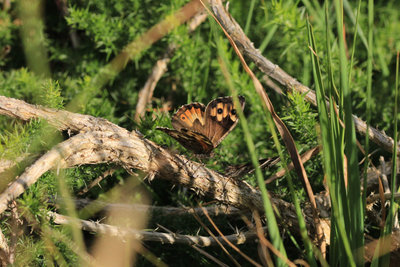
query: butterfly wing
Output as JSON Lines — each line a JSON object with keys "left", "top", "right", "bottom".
{"left": 157, "top": 96, "right": 244, "bottom": 154}
{"left": 158, "top": 102, "right": 214, "bottom": 154}
{"left": 204, "top": 96, "right": 245, "bottom": 147}
{"left": 156, "top": 127, "right": 214, "bottom": 154}
{"left": 170, "top": 102, "right": 206, "bottom": 134}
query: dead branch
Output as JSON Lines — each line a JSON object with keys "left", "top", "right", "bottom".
{"left": 0, "top": 96, "right": 119, "bottom": 133}
{"left": 0, "top": 129, "right": 264, "bottom": 213}
{"left": 135, "top": 54, "right": 171, "bottom": 121}
{"left": 0, "top": 158, "right": 19, "bottom": 174}
{"left": 367, "top": 192, "right": 400, "bottom": 204}
{"left": 0, "top": 95, "right": 317, "bottom": 241}
{"left": 0, "top": 96, "right": 261, "bottom": 210}
{"left": 364, "top": 230, "right": 400, "bottom": 264}
{"left": 48, "top": 211, "right": 258, "bottom": 246}
{"left": 209, "top": 1, "right": 399, "bottom": 155}
{"left": 7, "top": 201, "right": 21, "bottom": 265}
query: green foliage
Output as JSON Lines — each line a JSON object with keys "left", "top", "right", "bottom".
{"left": 0, "top": 69, "right": 64, "bottom": 108}
{"left": 0, "top": 9, "right": 18, "bottom": 67}
{"left": 282, "top": 91, "right": 318, "bottom": 147}
{"left": 13, "top": 237, "right": 47, "bottom": 266}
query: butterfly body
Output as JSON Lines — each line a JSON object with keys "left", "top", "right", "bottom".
{"left": 157, "top": 96, "right": 245, "bottom": 155}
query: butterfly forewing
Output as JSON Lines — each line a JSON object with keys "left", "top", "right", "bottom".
{"left": 171, "top": 102, "right": 206, "bottom": 134}
{"left": 204, "top": 96, "right": 245, "bottom": 147}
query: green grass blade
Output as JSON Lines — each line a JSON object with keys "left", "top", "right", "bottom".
{"left": 362, "top": 0, "right": 372, "bottom": 230}
{"left": 343, "top": 0, "right": 368, "bottom": 50}
{"left": 386, "top": 50, "right": 400, "bottom": 263}
{"left": 258, "top": 25, "right": 278, "bottom": 54}
{"left": 334, "top": 1, "right": 364, "bottom": 264}
{"left": 307, "top": 11, "right": 355, "bottom": 265}
{"left": 244, "top": 0, "right": 256, "bottom": 35}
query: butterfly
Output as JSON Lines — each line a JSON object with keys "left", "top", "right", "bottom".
{"left": 156, "top": 96, "right": 245, "bottom": 155}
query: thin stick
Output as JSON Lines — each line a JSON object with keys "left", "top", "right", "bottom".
{"left": 48, "top": 211, "right": 258, "bottom": 246}
{"left": 206, "top": 1, "right": 399, "bottom": 155}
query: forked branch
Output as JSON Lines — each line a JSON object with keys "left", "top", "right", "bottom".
{"left": 0, "top": 95, "right": 318, "bottom": 240}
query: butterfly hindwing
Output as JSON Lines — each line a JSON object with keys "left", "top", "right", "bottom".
{"left": 156, "top": 127, "right": 214, "bottom": 155}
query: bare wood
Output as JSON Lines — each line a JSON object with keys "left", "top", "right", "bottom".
{"left": 364, "top": 230, "right": 400, "bottom": 263}
{"left": 0, "top": 95, "right": 318, "bottom": 240}
{"left": 48, "top": 211, "right": 258, "bottom": 246}
{"left": 263, "top": 75, "right": 284, "bottom": 95}
{"left": 0, "top": 95, "right": 120, "bottom": 133}
{"left": 135, "top": 55, "right": 171, "bottom": 121}
{"left": 367, "top": 192, "right": 400, "bottom": 204}
{"left": 209, "top": 1, "right": 399, "bottom": 155}
{"left": 379, "top": 156, "right": 391, "bottom": 193}
{"left": 8, "top": 201, "right": 21, "bottom": 265}
{"left": 0, "top": 159, "right": 19, "bottom": 174}
{"left": 1, "top": 93, "right": 391, "bottom": 255}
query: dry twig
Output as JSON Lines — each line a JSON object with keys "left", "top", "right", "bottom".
{"left": 77, "top": 168, "right": 117, "bottom": 196}
{"left": 48, "top": 211, "right": 258, "bottom": 246}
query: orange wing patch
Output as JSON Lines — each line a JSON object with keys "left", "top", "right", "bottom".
{"left": 216, "top": 102, "right": 224, "bottom": 121}
{"left": 212, "top": 102, "right": 235, "bottom": 122}
{"left": 180, "top": 112, "right": 192, "bottom": 127}
{"left": 182, "top": 106, "right": 205, "bottom": 126}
